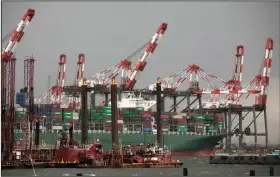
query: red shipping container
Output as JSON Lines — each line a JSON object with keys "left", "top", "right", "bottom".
{"left": 162, "top": 124, "right": 170, "bottom": 129}
{"left": 177, "top": 119, "right": 187, "bottom": 123}
{"left": 64, "top": 119, "right": 79, "bottom": 123}
{"left": 104, "top": 116, "right": 111, "bottom": 120}
{"left": 160, "top": 115, "right": 168, "bottom": 119}
{"left": 142, "top": 122, "right": 152, "bottom": 126}
{"left": 52, "top": 115, "right": 62, "bottom": 119}
{"left": 188, "top": 119, "right": 195, "bottom": 122}
{"left": 104, "top": 127, "right": 112, "bottom": 131}
{"left": 143, "top": 124, "right": 153, "bottom": 128}
{"left": 195, "top": 122, "right": 204, "bottom": 126}
{"left": 187, "top": 112, "right": 195, "bottom": 116}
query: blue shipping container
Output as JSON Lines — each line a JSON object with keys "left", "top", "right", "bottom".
{"left": 142, "top": 117, "right": 152, "bottom": 121}
{"left": 39, "top": 122, "right": 44, "bottom": 126}
{"left": 143, "top": 128, "right": 153, "bottom": 132}
{"left": 161, "top": 112, "right": 169, "bottom": 115}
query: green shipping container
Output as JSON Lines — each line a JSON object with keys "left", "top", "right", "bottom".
{"left": 63, "top": 112, "right": 73, "bottom": 116}
{"left": 195, "top": 126, "right": 204, "bottom": 129}
{"left": 178, "top": 126, "right": 187, "bottom": 132}
{"left": 95, "top": 116, "right": 104, "bottom": 120}
{"left": 208, "top": 130, "right": 218, "bottom": 133}
{"left": 64, "top": 115, "right": 73, "bottom": 119}
{"left": 63, "top": 122, "right": 70, "bottom": 129}
{"left": 102, "top": 110, "right": 111, "bottom": 113}
{"left": 15, "top": 111, "right": 25, "bottom": 116}
{"left": 105, "top": 120, "right": 112, "bottom": 123}
{"left": 89, "top": 109, "right": 96, "bottom": 113}
{"left": 102, "top": 106, "right": 111, "bottom": 110}
{"left": 135, "top": 107, "right": 144, "bottom": 111}
{"left": 51, "top": 112, "right": 61, "bottom": 115}
{"left": 192, "top": 115, "right": 205, "bottom": 119}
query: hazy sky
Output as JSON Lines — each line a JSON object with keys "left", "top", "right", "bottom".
{"left": 2, "top": 2, "right": 279, "bottom": 144}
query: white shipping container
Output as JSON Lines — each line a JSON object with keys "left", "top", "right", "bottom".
{"left": 178, "top": 113, "right": 187, "bottom": 116}
{"left": 60, "top": 104, "right": 68, "bottom": 108}
{"left": 117, "top": 120, "right": 123, "bottom": 124}
{"left": 52, "top": 126, "right": 63, "bottom": 130}
{"left": 15, "top": 107, "right": 24, "bottom": 112}
{"left": 16, "top": 151, "right": 21, "bottom": 156}
{"left": 73, "top": 112, "right": 79, "bottom": 119}
{"left": 173, "top": 115, "right": 183, "bottom": 119}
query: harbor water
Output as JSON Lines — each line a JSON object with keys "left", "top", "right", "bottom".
{"left": 2, "top": 157, "right": 280, "bottom": 176}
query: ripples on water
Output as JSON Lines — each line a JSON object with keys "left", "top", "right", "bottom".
{"left": 2, "top": 157, "right": 280, "bottom": 176}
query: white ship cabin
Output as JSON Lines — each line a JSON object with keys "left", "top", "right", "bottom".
{"left": 115, "top": 92, "right": 156, "bottom": 111}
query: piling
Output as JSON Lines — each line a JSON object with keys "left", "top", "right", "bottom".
{"left": 69, "top": 122, "right": 73, "bottom": 139}
{"left": 111, "top": 77, "right": 118, "bottom": 150}
{"left": 156, "top": 78, "right": 163, "bottom": 148}
{"left": 81, "top": 78, "right": 88, "bottom": 145}
{"left": 183, "top": 168, "right": 188, "bottom": 176}
{"left": 34, "top": 104, "right": 39, "bottom": 146}
{"left": 249, "top": 170, "right": 255, "bottom": 176}
{"left": 269, "top": 166, "right": 274, "bottom": 176}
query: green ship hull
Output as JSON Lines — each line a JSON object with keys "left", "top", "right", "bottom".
{"left": 14, "top": 132, "right": 224, "bottom": 156}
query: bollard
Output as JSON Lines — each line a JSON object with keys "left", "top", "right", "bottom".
{"left": 183, "top": 168, "right": 188, "bottom": 176}
{"left": 269, "top": 166, "right": 274, "bottom": 176}
{"left": 76, "top": 173, "right": 83, "bottom": 176}
{"left": 249, "top": 170, "right": 255, "bottom": 176}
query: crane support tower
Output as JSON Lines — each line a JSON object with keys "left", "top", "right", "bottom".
{"left": 1, "top": 9, "right": 35, "bottom": 161}
{"left": 21, "top": 56, "right": 36, "bottom": 150}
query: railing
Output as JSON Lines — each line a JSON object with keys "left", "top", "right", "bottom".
{"left": 14, "top": 144, "right": 56, "bottom": 150}
{"left": 71, "top": 130, "right": 225, "bottom": 136}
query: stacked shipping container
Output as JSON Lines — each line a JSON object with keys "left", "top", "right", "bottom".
{"left": 13, "top": 104, "right": 225, "bottom": 135}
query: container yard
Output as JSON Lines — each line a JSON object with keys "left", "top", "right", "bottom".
{"left": 1, "top": 7, "right": 276, "bottom": 168}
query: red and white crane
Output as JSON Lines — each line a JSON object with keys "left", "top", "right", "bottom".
{"left": 148, "top": 64, "right": 227, "bottom": 92}
{"left": 1, "top": 9, "right": 35, "bottom": 60}
{"left": 1, "top": 8, "right": 35, "bottom": 160}
{"left": 197, "top": 45, "right": 246, "bottom": 108}
{"left": 87, "top": 23, "right": 168, "bottom": 90}
{"left": 195, "top": 38, "right": 274, "bottom": 109}
{"left": 34, "top": 54, "right": 67, "bottom": 104}
{"left": 254, "top": 38, "right": 274, "bottom": 105}
{"left": 68, "top": 53, "right": 86, "bottom": 108}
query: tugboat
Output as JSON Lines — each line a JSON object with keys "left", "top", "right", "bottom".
{"left": 52, "top": 124, "right": 182, "bottom": 168}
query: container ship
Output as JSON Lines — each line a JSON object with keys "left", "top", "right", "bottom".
{"left": 14, "top": 94, "right": 225, "bottom": 156}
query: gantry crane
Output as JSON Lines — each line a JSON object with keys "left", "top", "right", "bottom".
{"left": 34, "top": 55, "right": 67, "bottom": 105}
{"left": 68, "top": 54, "right": 86, "bottom": 109}
{"left": 85, "top": 23, "right": 168, "bottom": 107}
{"left": 1, "top": 8, "right": 35, "bottom": 160}
{"left": 87, "top": 23, "right": 168, "bottom": 90}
